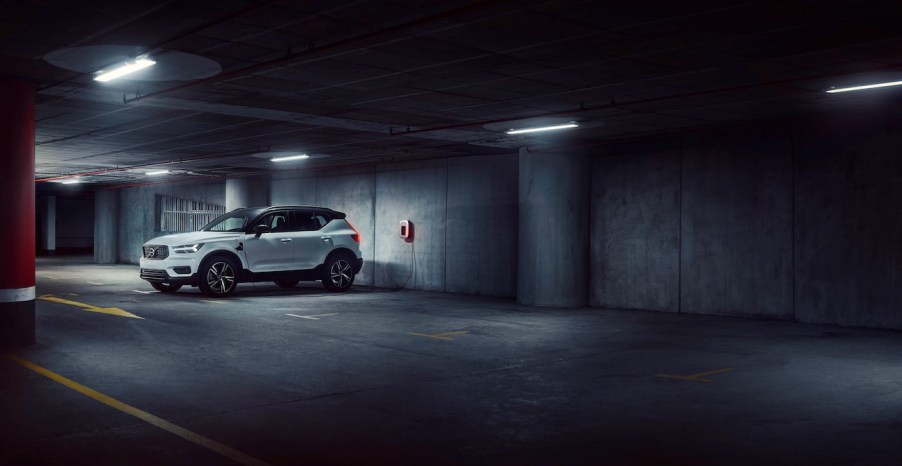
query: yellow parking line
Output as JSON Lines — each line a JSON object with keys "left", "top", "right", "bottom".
{"left": 408, "top": 331, "right": 468, "bottom": 341}
{"left": 0, "top": 353, "right": 270, "bottom": 466}
{"left": 38, "top": 295, "right": 143, "bottom": 319}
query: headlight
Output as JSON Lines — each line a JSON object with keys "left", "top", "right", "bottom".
{"left": 172, "top": 243, "right": 204, "bottom": 254}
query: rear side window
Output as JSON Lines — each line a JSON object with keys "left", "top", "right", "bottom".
{"left": 314, "top": 214, "right": 331, "bottom": 229}
{"left": 293, "top": 210, "right": 331, "bottom": 231}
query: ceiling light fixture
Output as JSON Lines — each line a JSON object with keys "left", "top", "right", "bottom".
{"left": 506, "top": 123, "right": 579, "bottom": 135}
{"left": 60, "top": 179, "right": 81, "bottom": 184}
{"left": 826, "top": 80, "right": 902, "bottom": 94}
{"left": 94, "top": 57, "right": 156, "bottom": 82}
{"left": 146, "top": 169, "right": 170, "bottom": 176}
{"left": 271, "top": 154, "right": 309, "bottom": 162}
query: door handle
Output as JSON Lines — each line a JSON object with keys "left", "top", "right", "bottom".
{"left": 280, "top": 238, "right": 292, "bottom": 243}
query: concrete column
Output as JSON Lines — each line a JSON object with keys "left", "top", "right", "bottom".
{"left": 94, "top": 189, "right": 119, "bottom": 264}
{"left": 517, "top": 147, "right": 590, "bottom": 307}
{"left": 0, "top": 79, "right": 36, "bottom": 348}
{"left": 225, "top": 176, "right": 270, "bottom": 211}
{"left": 41, "top": 196, "right": 56, "bottom": 255}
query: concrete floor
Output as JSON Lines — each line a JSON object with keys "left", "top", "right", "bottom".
{"left": 1, "top": 258, "right": 901, "bottom": 465}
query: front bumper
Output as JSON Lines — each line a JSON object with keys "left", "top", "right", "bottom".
{"left": 140, "top": 268, "right": 199, "bottom": 285}
{"left": 139, "top": 255, "right": 201, "bottom": 285}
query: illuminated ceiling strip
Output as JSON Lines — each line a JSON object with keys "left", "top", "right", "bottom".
{"left": 826, "top": 80, "right": 902, "bottom": 93}
{"left": 271, "top": 154, "right": 309, "bottom": 162}
{"left": 94, "top": 58, "right": 156, "bottom": 82}
{"left": 506, "top": 123, "right": 579, "bottom": 135}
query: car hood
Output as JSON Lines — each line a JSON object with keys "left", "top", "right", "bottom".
{"left": 144, "top": 231, "right": 243, "bottom": 246}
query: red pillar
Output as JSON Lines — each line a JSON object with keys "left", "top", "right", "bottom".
{"left": 0, "top": 79, "right": 35, "bottom": 349}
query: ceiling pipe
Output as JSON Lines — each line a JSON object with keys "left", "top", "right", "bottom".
{"left": 123, "top": 0, "right": 503, "bottom": 104}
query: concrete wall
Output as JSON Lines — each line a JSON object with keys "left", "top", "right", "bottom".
{"left": 225, "top": 177, "right": 269, "bottom": 210}
{"left": 590, "top": 139, "right": 681, "bottom": 312}
{"left": 269, "top": 154, "right": 519, "bottom": 296}
{"left": 518, "top": 149, "right": 590, "bottom": 307}
{"left": 446, "top": 154, "right": 518, "bottom": 296}
{"left": 794, "top": 113, "right": 902, "bottom": 329}
{"left": 117, "top": 182, "right": 225, "bottom": 264}
{"left": 681, "top": 126, "right": 793, "bottom": 318}
{"left": 590, "top": 114, "right": 902, "bottom": 329}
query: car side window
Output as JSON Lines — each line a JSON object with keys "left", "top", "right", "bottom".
{"left": 256, "top": 212, "right": 292, "bottom": 232}
{"left": 294, "top": 210, "right": 320, "bottom": 231}
{"left": 314, "top": 214, "right": 330, "bottom": 229}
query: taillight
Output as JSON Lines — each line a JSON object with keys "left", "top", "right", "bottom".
{"left": 346, "top": 220, "right": 361, "bottom": 243}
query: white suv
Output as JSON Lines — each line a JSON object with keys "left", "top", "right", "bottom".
{"left": 139, "top": 206, "right": 363, "bottom": 297}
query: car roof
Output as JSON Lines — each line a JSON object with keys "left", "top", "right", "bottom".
{"left": 249, "top": 205, "right": 347, "bottom": 219}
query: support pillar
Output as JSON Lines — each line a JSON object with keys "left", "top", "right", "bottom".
{"left": 225, "top": 176, "right": 270, "bottom": 211}
{"left": 42, "top": 196, "right": 56, "bottom": 255}
{"left": 0, "top": 79, "right": 36, "bottom": 348}
{"left": 94, "top": 189, "right": 119, "bottom": 264}
{"left": 517, "top": 147, "right": 590, "bottom": 307}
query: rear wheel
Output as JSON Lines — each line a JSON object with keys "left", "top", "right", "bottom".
{"left": 322, "top": 254, "right": 355, "bottom": 292}
{"left": 151, "top": 282, "right": 182, "bottom": 293}
{"left": 198, "top": 255, "right": 239, "bottom": 297}
{"left": 274, "top": 279, "right": 298, "bottom": 288}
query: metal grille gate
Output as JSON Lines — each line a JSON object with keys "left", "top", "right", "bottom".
{"left": 157, "top": 195, "right": 225, "bottom": 233}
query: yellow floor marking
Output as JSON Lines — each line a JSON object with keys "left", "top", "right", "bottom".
{"left": 408, "top": 331, "right": 468, "bottom": 341}
{"left": 38, "top": 295, "right": 143, "bottom": 320}
{"left": 286, "top": 313, "right": 338, "bottom": 320}
{"left": 202, "top": 300, "right": 229, "bottom": 305}
{"left": 655, "top": 368, "right": 734, "bottom": 383}
{"left": 0, "top": 353, "right": 270, "bottom": 466}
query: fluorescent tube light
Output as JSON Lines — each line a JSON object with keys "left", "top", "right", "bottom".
{"left": 146, "top": 170, "right": 170, "bottom": 176}
{"left": 60, "top": 179, "right": 81, "bottom": 184}
{"left": 826, "top": 80, "right": 902, "bottom": 94}
{"left": 506, "top": 123, "right": 579, "bottom": 135}
{"left": 94, "top": 58, "right": 156, "bottom": 82}
{"left": 271, "top": 154, "right": 310, "bottom": 162}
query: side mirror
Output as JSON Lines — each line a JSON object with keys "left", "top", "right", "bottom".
{"left": 253, "top": 224, "right": 271, "bottom": 237}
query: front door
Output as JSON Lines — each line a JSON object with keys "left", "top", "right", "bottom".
{"left": 242, "top": 211, "right": 296, "bottom": 272}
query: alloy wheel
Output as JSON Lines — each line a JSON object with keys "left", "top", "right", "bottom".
{"left": 206, "top": 261, "right": 235, "bottom": 294}
{"left": 329, "top": 259, "right": 352, "bottom": 289}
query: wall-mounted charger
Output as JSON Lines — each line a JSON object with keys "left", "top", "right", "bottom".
{"left": 400, "top": 220, "right": 413, "bottom": 242}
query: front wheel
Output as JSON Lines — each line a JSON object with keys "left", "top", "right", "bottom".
{"left": 151, "top": 282, "right": 182, "bottom": 293}
{"left": 198, "top": 255, "right": 239, "bottom": 297}
{"left": 322, "top": 254, "right": 356, "bottom": 292}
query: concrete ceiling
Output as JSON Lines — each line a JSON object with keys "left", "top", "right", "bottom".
{"left": 3, "top": 0, "right": 902, "bottom": 187}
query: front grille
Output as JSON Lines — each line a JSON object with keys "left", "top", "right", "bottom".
{"left": 140, "top": 269, "right": 169, "bottom": 281}
{"left": 143, "top": 245, "right": 169, "bottom": 260}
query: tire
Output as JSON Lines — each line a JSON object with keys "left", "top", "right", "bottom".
{"left": 322, "top": 253, "right": 356, "bottom": 292}
{"left": 274, "top": 279, "right": 298, "bottom": 288}
{"left": 151, "top": 282, "right": 182, "bottom": 293}
{"left": 198, "top": 255, "right": 239, "bottom": 297}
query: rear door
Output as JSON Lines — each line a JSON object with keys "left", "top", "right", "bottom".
{"left": 242, "top": 210, "right": 296, "bottom": 272}
{"left": 292, "top": 209, "right": 332, "bottom": 270}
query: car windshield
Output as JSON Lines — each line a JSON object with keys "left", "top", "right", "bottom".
{"left": 200, "top": 208, "right": 266, "bottom": 232}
